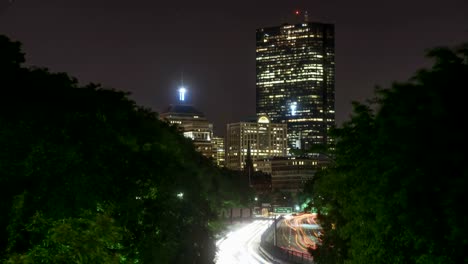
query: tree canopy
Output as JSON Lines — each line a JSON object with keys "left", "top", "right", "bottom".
{"left": 0, "top": 35, "right": 250, "bottom": 263}
{"left": 308, "top": 44, "right": 468, "bottom": 263}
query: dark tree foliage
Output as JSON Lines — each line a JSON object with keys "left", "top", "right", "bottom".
{"left": 0, "top": 35, "right": 246, "bottom": 263}
{"left": 308, "top": 44, "right": 468, "bottom": 264}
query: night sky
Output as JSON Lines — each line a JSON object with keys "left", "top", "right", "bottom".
{"left": 1, "top": 0, "right": 467, "bottom": 136}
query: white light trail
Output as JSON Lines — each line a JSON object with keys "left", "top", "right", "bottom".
{"left": 215, "top": 220, "right": 272, "bottom": 264}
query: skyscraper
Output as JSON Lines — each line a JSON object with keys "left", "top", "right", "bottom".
{"left": 256, "top": 21, "right": 335, "bottom": 151}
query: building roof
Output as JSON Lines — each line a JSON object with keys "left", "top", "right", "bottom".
{"left": 161, "top": 104, "right": 205, "bottom": 117}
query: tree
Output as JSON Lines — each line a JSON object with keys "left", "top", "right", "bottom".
{"left": 0, "top": 34, "right": 247, "bottom": 263}
{"left": 309, "top": 43, "right": 468, "bottom": 263}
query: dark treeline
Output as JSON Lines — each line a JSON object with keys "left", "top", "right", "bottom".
{"left": 306, "top": 44, "right": 468, "bottom": 263}
{"left": 0, "top": 35, "right": 251, "bottom": 263}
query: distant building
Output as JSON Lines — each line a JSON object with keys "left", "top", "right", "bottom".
{"left": 160, "top": 104, "right": 214, "bottom": 160}
{"left": 269, "top": 155, "right": 329, "bottom": 193}
{"left": 212, "top": 136, "right": 225, "bottom": 167}
{"left": 243, "top": 144, "right": 272, "bottom": 195}
{"left": 226, "top": 116, "right": 287, "bottom": 171}
{"left": 256, "top": 21, "right": 335, "bottom": 151}
{"left": 254, "top": 159, "right": 272, "bottom": 174}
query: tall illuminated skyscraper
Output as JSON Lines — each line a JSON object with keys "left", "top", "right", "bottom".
{"left": 256, "top": 20, "right": 335, "bottom": 151}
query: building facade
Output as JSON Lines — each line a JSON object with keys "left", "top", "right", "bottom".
{"left": 269, "top": 155, "right": 329, "bottom": 193}
{"left": 226, "top": 116, "right": 287, "bottom": 171}
{"left": 160, "top": 104, "right": 214, "bottom": 159}
{"left": 256, "top": 22, "right": 335, "bottom": 151}
{"left": 212, "top": 136, "right": 225, "bottom": 167}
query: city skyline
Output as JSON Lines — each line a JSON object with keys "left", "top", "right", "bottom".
{"left": 1, "top": 0, "right": 467, "bottom": 136}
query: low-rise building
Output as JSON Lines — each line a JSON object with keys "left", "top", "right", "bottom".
{"left": 269, "top": 155, "right": 329, "bottom": 193}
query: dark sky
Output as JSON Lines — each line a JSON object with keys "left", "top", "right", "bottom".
{"left": 1, "top": 0, "right": 467, "bottom": 136}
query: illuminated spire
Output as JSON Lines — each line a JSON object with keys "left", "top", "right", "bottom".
{"left": 178, "top": 71, "right": 187, "bottom": 102}
{"left": 178, "top": 87, "right": 186, "bottom": 102}
{"left": 304, "top": 10, "right": 309, "bottom": 22}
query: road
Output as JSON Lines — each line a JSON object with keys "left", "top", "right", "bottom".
{"left": 276, "top": 214, "right": 321, "bottom": 253}
{"left": 215, "top": 219, "right": 280, "bottom": 264}
{"left": 215, "top": 214, "right": 320, "bottom": 264}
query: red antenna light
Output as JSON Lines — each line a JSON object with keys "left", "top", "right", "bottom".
{"left": 295, "top": 10, "right": 300, "bottom": 15}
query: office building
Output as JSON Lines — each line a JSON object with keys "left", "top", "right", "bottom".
{"left": 269, "top": 155, "right": 329, "bottom": 193}
{"left": 256, "top": 21, "right": 335, "bottom": 151}
{"left": 225, "top": 116, "right": 287, "bottom": 171}
{"left": 212, "top": 136, "right": 225, "bottom": 167}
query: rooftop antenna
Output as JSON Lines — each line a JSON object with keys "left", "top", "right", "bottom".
{"left": 304, "top": 10, "right": 309, "bottom": 22}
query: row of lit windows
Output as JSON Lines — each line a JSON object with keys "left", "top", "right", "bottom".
{"left": 258, "top": 42, "right": 325, "bottom": 49}
{"left": 257, "top": 77, "right": 325, "bottom": 86}
{"left": 258, "top": 43, "right": 329, "bottom": 50}
{"left": 259, "top": 69, "right": 324, "bottom": 75}
{"left": 259, "top": 66, "right": 324, "bottom": 75}
{"left": 264, "top": 33, "right": 324, "bottom": 41}
{"left": 257, "top": 50, "right": 330, "bottom": 58}
{"left": 258, "top": 87, "right": 324, "bottom": 93}
{"left": 256, "top": 54, "right": 326, "bottom": 61}
{"left": 288, "top": 134, "right": 325, "bottom": 139}
{"left": 258, "top": 72, "right": 324, "bottom": 79}
{"left": 258, "top": 67, "right": 325, "bottom": 73}
{"left": 260, "top": 67, "right": 326, "bottom": 74}
{"left": 258, "top": 86, "right": 322, "bottom": 93}
{"left": 288, "top": 118, "right": 324, "bottom": 122}
{"left": 257, "top": 77, "right": 324, "bottom": 84}
{"left": 257, "top": 49, "right": 326, "bottom": 55}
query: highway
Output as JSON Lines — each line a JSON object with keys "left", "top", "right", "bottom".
{"left": 215, "top": 219, "right": 279, "bottom": 264}
{"left": 215, "top": 214, "right": 320, "bottom": 264}
{"left": 276, "top": 214, "right": 321, "bottom": 253}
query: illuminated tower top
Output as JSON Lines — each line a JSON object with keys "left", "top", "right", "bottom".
{"left": 293, "top": 9, "right": 309, "bottom": 22}
{"left": 177, "top": 72, "right": 188, "bottom": 103}
{"left": 178, "top": 87, "right": 187, "bottom": 102}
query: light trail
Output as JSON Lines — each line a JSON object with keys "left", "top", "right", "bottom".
{"left": 215, "top": 220, "right": 272, "bottom": 264}
{"left": 280, "top": 213, "right": 323, "bottom": 253}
